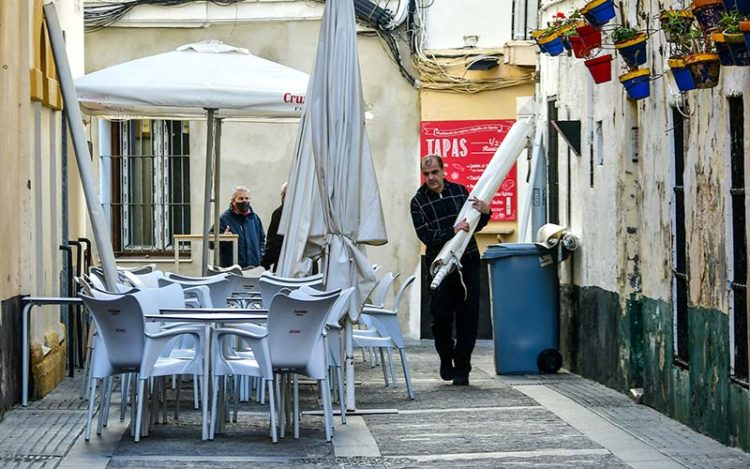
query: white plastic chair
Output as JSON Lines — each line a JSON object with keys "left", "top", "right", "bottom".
{"left": 210, "top": 322, "right": 277, "bottom": 442}
{"left": 80, "top": 285, "right": 206, "bottom": 442}
{"left": 267, "top": 291, "right": 338, "bottom": 441}
{"left": 354, "top": 275, "right": 416, "bottom": 400}
{"left": 162, "top": 274, "right": 232, "bottom": 308}
{"left": 258, "top": 274, "right": 323, "bottom": 308}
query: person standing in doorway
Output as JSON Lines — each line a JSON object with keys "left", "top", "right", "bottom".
{"left": 410, "top": 154, "right": 491, "bottom": 386}
{"left": 214, "top": 186, "right": 265, "bottom": 268}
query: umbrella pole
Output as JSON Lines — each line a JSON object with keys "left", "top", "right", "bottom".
{"left": 201, "top": 109, "right": 216, "bottom": 276}
{"left": 345, "top": 318, "right": 356, "bottom": 411}
{"left": 212, "top": 118, "right": 223, "bottom": 268}
{"left": 45, "top": 4, "right": 118, "bottom": 291}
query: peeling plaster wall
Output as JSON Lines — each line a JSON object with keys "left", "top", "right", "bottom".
{"left": 539, "top": 0, "right": 750, "bottom": 450}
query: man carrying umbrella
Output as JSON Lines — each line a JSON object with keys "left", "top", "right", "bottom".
{"left": 410, "top": 154, "right": 491, "bottom": 386}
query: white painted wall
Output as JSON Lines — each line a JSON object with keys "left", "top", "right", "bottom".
{"left": 421, "top": 0, "right": 513, "bottom": 49}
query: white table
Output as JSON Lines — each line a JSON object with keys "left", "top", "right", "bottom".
{"left": 145, "top": 309, "right": 268, "bottom": 440}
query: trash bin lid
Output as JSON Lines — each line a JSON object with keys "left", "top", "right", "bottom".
{"left": 482, "top": 243, "right": 548, "bottom": 259}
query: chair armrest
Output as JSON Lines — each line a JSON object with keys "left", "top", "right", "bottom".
{"left": 361, "top": 306, "right": 397, "bottom": 316}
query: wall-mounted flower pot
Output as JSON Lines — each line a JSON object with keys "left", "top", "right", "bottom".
{"left": 724, "top": 33, "right": 750, "bottom": 66}
{"left": 576, "top": 23, "right": 603, "bottom": 49}
{"left": 584, "top": 54, "right": 613, "bottom": 83}
{"left": 691, "top": 0, "right": 725, "bottom": 33}
{"left": 668, "top": 58, "right": 697, "bottom": 91}
{"left": 659, "top": 10, "right": 695, "bottom": 42}
{"left": 615, "top": 32, "right": 649, "bottom": 68}
{"left": 536, "top": 33, "right": 565, "bottom": 56}
{"left": 711, "top": 32, "right": 735, "bottom": 65}
{"left": 685, "top": 52, "right": 721, "bottom": 88}
{"left": 733, "top": 0, "right": 750, "bottom": 14}
{"left": 741, "top": 20, "right": 750, "bottom": 51}
{"left": 581, "top": 0, "right": 616, "bottom": 27}
{"left": 619, "top": 68, "right": 651, "bottom": 100}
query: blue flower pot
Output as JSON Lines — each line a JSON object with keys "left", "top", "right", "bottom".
{"left": 716, "top": 41, "right": 735, "bottom": 65}
{"left": 540, "top": 36, "right": 565, "bottom": 56}
{"left": 582, "top": 0, "right": 617, "bottom": 27}
{"left": 619, "top": 69, "right": 650, "bottom": 101}
{"left": 615, "top": 33, "right": 648, "bottom": 68}
{"left": 723, "top": 0, "right": 737, "bottom": 10}
{"left": 737, "top": 0, "right": 750, "bottom": 14}
{"left": 726, "top": 35, "right": 750, "bottom": 66}
{"left": 668, "top": 60, "right": 697, "bottom": 92}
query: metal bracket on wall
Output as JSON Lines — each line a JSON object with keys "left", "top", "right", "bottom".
{"left": 550, "top": 120, "right": 581, "bottom": 157}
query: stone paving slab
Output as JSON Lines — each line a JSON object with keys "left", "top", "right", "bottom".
{"left": 0, "top": 410, "right": 84, "bottom": 458}
{"left": 0, "top": 456, "right": 62, "bottom": 469}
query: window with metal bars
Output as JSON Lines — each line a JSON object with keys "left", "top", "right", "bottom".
{"left": 107, "top": 119, "right": 191, "bottom": 256}
{"left": 728, "top": 96, "right": 748, "bottom": 384}
{"left": 672, "top": 107, "right": 689, "bottom": 366}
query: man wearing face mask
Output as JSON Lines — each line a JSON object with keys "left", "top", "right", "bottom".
{"left": 213, "top": 186, "right": 265, "bottom": 268}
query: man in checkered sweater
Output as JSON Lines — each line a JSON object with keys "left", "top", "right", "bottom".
{"left": 410, "top": 154, "right": 491, "bottom": 386}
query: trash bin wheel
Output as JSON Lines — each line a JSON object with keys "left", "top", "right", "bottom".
{"left": 537, "top": 349, "right": 562, "bottom": 374}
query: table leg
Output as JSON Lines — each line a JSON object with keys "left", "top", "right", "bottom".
{"left": 22, "top": 303, "right": 32, "bottom": 407}
{"left": 202, "top": 323, "right": 210, "bottom": 440}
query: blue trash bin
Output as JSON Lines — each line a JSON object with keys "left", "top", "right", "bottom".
{"left": 483, "top": 243, "right": 561, "bottom": 374}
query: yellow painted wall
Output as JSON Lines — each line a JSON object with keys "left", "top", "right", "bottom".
{"left": 419, "top": 65, "right": 534, "bottom": 251}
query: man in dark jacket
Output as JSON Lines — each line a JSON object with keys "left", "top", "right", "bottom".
{"left": 410, "top": 154, "right": 491, "bottom": 386}
{"left": 214, "top": 186, "right": 265, "bottom": 268}
{"left": 260, "top": 182, "right": 287, "bottom": 272}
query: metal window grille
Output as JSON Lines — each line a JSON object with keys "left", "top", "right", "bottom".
{"left": 728, "top": 96, "right": 748, "bottom": 383}
{"left": 107, "top": 119, "right": 190, "bottom": 256}
{"left": 672, "top": 107, "right": 689, "bottom": 366}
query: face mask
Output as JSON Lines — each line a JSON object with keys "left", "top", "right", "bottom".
{"left": 236, "top": 201, "right": 250, "bottom": 212}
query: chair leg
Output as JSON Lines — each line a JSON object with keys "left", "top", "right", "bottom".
{"left": 379, "top": 349, "right": 389, "bottom": 386}
{"left": 161, "top": 376, "right": 168, "bottom": 424}
{"left": 174, "top": 375, "right": 181, "bottom": 420}
{"left": 233, "top": 377, "right": 240, "bottom": 423}
{"left": 210, "top": 375, "right": 220, "bottom": 440}
{"left": 193, "top": 374, "right": 200, "bottom": 410}
{"left": 319, "top": 378, "right": 333, "bottom": 442}
{"left": 267, "top": 379, "right": 278, "bottom": 443}
{"left": 293, "top": 374, "right": 299, "bottom": 440}
{"left": 134, "top": 378, "right": 145, "bottom": 442}
{"left": 84, "top": 378, "right": 98, "bottom": 441}
{"left": 96, "top": 377, "right": 108, "bottom": 435}
{"left": 80, "top": 344, "right": 93, "bottom": 399}
{"left": 387, "top": 348, "right": 398, "bottom": 387}
{"left": 278, "top": 374, "right": 285, "bottom": 439}
{"left": 120, "top": 373, "right": 130, "bottom": 422}
{"left": 399, "top": 348, "right": 415, "bottom": 400}
{"left": 336, "top": 365, "right": 346, "bottom": 425}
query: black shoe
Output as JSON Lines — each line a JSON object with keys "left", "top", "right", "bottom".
{"left": 452, "top": 376, "right": 469, "bottom": 386}
{"left": 440, "top": 363, "right": 455, "bottom": 381}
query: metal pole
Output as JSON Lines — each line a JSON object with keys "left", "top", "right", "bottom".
{"left": 201, "top": 109, "right": 216, "bottom": 276}
{"left": 213, "top": 118, "right": 223, "bottom": 268}
{"left": 45, "top": 4, "right": 118, "bottom": 291}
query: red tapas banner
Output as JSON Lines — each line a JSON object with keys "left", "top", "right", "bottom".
{"left": 420, "top": 119, "right": 517, "bottom": 222}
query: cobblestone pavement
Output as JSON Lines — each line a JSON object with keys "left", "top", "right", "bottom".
{"left": 1, "top": 341, "right": 749, "bottom": 468}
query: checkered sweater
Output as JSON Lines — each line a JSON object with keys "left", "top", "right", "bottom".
{"left": 410, "top": 180, "right": 491, "bottom": 267}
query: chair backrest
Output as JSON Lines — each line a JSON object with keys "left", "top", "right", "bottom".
{"left": 267, "top": 292, "right": 337, "bottom": 378}
{"left": 207, "top": 264, "right": 243, "bottom": 276}
{"left": 369, "top": 271, "right": 399, "bottom": 308}
{"left": 259, "top": 274, "right": 324, "bottom": 308}
{"left": 80, "top": 293, "right": 145, "bottom": 372}
{"left": 163, "top": 274, "right": 231, "bottom": 308}
{"left": 296, "top": 286, "right": 354, "bottom": 326}
{"left": 130, "top": 282, "right": 186, "bottom": 315}
{"left": 260, "top": 272, "right": 324, "bottom": 284}
{"left": 225, "top": 273, "right": 261, "bottom": 296}
{"left": 122, "top": 270, "right": 165, "bottom": 289}
{"left": 241, "top": 266, "right": 266, "bottom": 277}
{"left": 393, "top": 275, "right": 416, "bottom": 315}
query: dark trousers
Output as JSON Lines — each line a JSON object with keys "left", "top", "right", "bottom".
{"left": 429, "top": 257, "right": 480, "bottom": 377}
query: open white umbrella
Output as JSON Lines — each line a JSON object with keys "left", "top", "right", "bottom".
{"left": 277, "top": 0, "right": 388, "bottom": 410}
{"left": 430, "top": 119, "right": 533, "bottom": 289}
{"left": 75, "top": 41, "right": 308, "bottom": 273}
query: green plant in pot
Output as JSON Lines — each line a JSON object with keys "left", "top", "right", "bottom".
{"left": 660, "top": 9, "right": 695, "bottom": 42}
{"left": 612, "top": 26, "right": 649, "bottom": 67}
{"left": 718, "top": 10, "right": 750, "bottom": 65}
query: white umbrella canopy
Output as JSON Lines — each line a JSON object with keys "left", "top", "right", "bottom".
{"left": 430, "top": 119, "right": 533, "bottom": 289}
{"left": 276, "top": 0, "right": 388, "bottom": 411}
{"left": 75, "top": 40, "right": 308, "bottom": 119}
{"left": 277, "top": 0, "right": 387, "bottom": 310}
